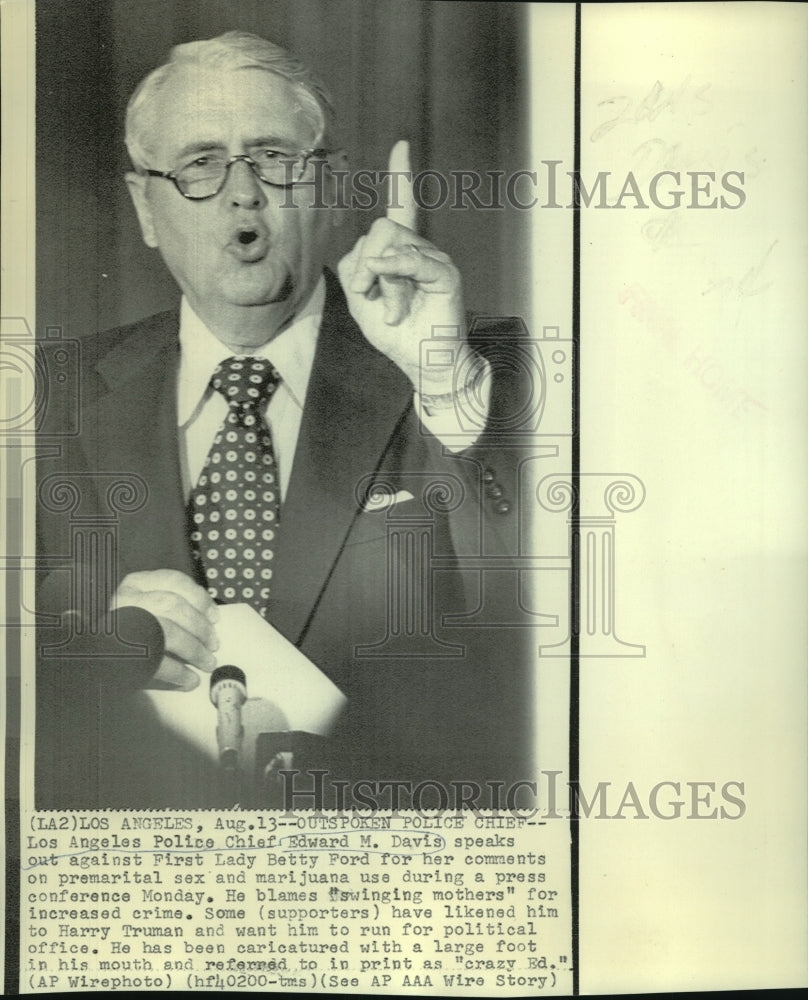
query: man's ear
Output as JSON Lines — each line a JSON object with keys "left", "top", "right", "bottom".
{"left": 329, "top": 149, "right": 348, "bottom": 170}
{"left": 125, "top": 172, "right": 159, "bottom": 248}
{"left": 326, "top": 149, "right": 349, "bottom": 228}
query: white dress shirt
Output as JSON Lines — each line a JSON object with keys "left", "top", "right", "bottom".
{"left": 176, "top": 276, "right": 489, "bottom": 499}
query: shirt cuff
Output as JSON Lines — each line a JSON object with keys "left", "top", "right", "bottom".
{"left": 414, "top": 357, "right": 492, "bottom": 453}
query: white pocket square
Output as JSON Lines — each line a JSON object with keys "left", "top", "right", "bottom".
{"left": 361, "top": 488, "right": 415, "bottom": 513}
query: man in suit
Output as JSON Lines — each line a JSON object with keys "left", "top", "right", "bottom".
{"left": 36, "top": 31, "right": 533, "bottom": 808}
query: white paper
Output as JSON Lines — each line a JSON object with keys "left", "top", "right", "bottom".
{"left": 141, "top": 603, "right": 347, "bottom": 762}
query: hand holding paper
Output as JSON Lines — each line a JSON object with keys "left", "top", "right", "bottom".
{"left": 139, "top": 603, "right": 347, "bottom": 765}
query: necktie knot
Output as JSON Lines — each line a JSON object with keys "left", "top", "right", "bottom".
{"left": 211, "top": 356, "right": 280, "bottom": 409}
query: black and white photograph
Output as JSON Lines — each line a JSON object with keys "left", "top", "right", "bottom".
{"left": 32, "top": 0, "right": 544, "bottom": 811}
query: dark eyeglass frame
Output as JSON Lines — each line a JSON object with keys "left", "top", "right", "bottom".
{"left": 145, "top": 149, "right": 333, "bottom": 200}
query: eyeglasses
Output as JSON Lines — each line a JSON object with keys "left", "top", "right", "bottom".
{"left": 145, "top": 148, "right": 333, "bottom": 200}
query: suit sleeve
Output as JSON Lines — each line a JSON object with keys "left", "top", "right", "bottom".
{"left": 414, "top": 316, "right": 532, "bottom": 564}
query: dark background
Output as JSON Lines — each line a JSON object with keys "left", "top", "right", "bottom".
{"left": 36, "top": 0, "right": 531, "bottom": 338}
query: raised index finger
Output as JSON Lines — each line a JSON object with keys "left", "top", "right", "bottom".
{"left": 386, "top": 139, "right": 417, "bottom": 233}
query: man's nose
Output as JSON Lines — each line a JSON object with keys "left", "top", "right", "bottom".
{"left": 224, "top": 158, "right": 268, "bottom": 209}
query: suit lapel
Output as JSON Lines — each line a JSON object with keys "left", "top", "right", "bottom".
{"left": 88, "top": 312, "right": 196, "bottom": 582}
{"left": 81, "top": 282, "right": 413, "bottom": 639}
{"left": 269, "top": 273, "right": 413, "bottom": 645}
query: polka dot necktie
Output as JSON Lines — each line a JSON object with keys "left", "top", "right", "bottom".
{"left": 188, "top": 357, "right": 281, "bottom": 617}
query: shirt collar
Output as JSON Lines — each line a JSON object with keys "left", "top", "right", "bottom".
{"left": 177, "top": 276, "right": 325, "bottom": 426}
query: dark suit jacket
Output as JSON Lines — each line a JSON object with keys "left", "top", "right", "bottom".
{"left": 35, "top": 271, "right": 534, "bottom": 808}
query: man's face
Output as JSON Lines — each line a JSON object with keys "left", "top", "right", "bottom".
{"left": 127, "top": 66, "right": 337, "bottom": 340}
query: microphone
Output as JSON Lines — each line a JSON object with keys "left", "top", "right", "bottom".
{"left": 39, "top": 606, "right": 166, "bottom": 687}
{"left": 210, "top": 665, "right": 247, "bottom": 772}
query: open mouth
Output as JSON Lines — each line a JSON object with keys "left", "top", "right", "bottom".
{"left": 228, "top": 227, "right": 269, "bottom": 262}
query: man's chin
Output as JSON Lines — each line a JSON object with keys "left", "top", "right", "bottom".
{"left": 226, "top": 271, "right": 295, "bottom": 307}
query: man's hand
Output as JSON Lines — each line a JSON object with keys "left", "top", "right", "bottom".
{"left": 111, "top": 569, "right": 219, "bottom": 691}
{"left": 337, "top": 140, "right": 471, "bottom": 393}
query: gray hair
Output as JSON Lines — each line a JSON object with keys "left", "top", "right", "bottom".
{"left": 125, "top": 31, "right": 336, "bottom": 171}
